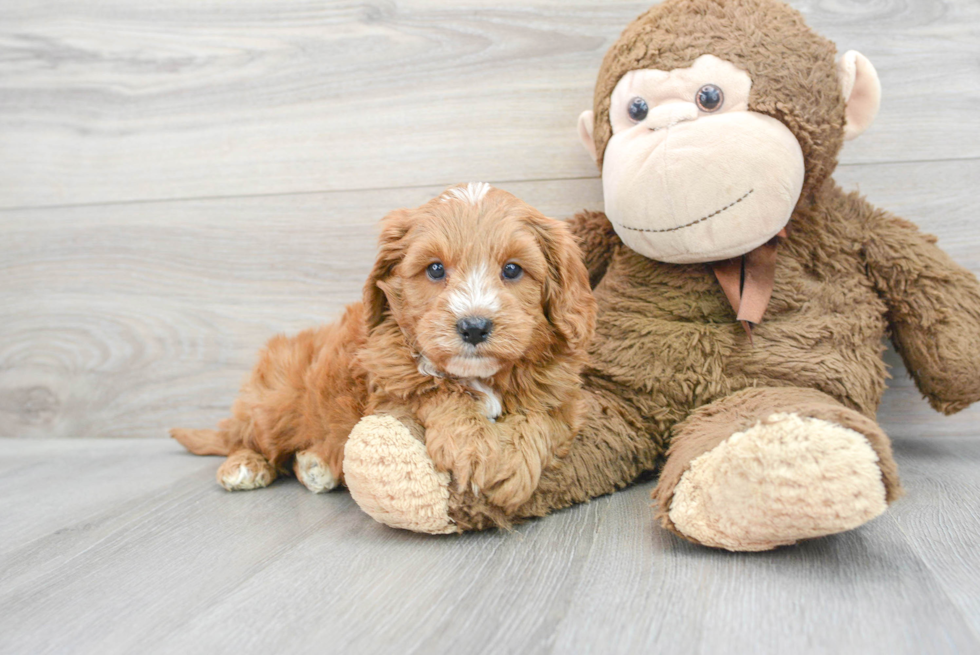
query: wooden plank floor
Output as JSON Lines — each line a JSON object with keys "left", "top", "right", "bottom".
{"left": 2, "top": 0, "right": 980, "bottom": 652}
{"left": 0, "top": 437, "right": 979, "bottom": 654}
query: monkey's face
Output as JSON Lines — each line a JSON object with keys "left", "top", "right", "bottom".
{"left": 590, "top": 55, "right": 805, "bottom": 264}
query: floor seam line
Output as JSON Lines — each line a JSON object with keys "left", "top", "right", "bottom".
{"left": 3, "top": 154, "right": 979, "bottom": 213}
{"left": 0, "top": 175, "right": 603, "bottom": 214}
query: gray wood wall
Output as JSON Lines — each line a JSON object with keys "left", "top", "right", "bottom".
{"left": 2, "top": 0, "right": 979, "bottom": 439}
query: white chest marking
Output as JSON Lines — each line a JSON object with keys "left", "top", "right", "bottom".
{"left": 464, "top": 378, "right": 503, "bottom": 421}
{"left": 416, "top": 355, "right": 502, "bottom": 420}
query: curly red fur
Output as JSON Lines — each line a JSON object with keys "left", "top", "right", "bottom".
{"left": 172, "top": 185, "right": 596, "bottom": 510}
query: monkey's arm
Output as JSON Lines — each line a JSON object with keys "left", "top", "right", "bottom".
{"left": 565, "top": 210, "right": 620, "bottom": 289}
{"left": 861, "top": 202, "right": 980, "bottom": 414}
{"left": 371, "top": 398, "right": 426, "bottom": 442}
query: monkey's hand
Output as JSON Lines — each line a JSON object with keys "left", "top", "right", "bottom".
{"left": 863, "top": 205, "right": 980, "bottom": 414}
{"left": 566, "top": 210, "right": 621, "bottom": 289}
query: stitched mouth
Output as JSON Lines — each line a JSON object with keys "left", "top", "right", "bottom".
{"left": 613, "top": 189, "right": 754, "bottom": 234}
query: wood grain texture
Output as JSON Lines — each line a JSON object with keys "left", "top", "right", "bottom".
{"left": 0, "top": 438, "right": 978, "bottom": 654}
{"left": 2, "top": 2, "right": 980, "bottom": 650}
{"left": 0, "top": 179, "right": 603, "bottom": 438}
{"left": 887, "top": 437, "right": 980, "bottom": 638}
{"left": 1, "top": 0, "right": 978, "bottom": 208}
{"left": 3, "top": 161, "right": 980, "bottom": 440}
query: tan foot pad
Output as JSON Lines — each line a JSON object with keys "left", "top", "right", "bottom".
{"left": 668, "top": 412, "right": 888, "bottom": 551}
{"left": 343, "top": 415, "right": 456, "bottom": 534}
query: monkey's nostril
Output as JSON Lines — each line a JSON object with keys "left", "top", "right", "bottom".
{"left": 457, "top": 317, "right": 493, "bottom": 345}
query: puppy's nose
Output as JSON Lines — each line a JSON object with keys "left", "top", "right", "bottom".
{"left": 457, "top": 317, "right": 493, "bottom": 345}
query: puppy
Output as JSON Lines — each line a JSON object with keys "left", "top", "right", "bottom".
{"left": 172, "top": 183, "right": 596, "bottom": 511}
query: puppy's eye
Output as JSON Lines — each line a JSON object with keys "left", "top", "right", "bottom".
{"left": 627, "top": 97, "right": 649, "bottom": 122}
{"left": 695, "top": 84, "right": 724, "bottom": 112}
{"left": 426, "top": 262, "right": 445, "bottom": 281}
{"left": 502, "top": 263, "right": 523, "bottom": 280}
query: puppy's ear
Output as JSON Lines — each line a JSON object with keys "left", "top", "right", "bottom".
{"left": 363, "top": 209, "right": 413, "bottom": 330}
{"left": 526, "top": 213, "right": 597, "bottom": 355}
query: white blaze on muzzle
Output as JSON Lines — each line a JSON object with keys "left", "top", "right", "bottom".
{"left": 447, "top": 262, "right": 501, "bottom": 318}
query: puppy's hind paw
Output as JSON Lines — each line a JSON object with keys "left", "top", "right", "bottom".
{"left": 217, "top": 450, "right": 275, "bottom": 491}
{"left": 344, "top": 415, "right": 456, "bottom": 534}
{"left": 294, "top": 450, "right": 339, "bottom": 493}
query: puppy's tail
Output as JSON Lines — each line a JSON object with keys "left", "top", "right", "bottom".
{"left": 170, "top": 428, "right": 231, "bottom": 456}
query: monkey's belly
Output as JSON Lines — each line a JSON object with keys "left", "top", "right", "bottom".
{"left": 588, "top": 248, "right": 890, "bottom": 420}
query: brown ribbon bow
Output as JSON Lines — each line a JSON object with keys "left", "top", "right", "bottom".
{"left": 711, "top": 228, "right": 787, "bottom": 341}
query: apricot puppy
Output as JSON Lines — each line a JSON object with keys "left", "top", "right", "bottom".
{"left": 172, "top": 183, "right": 596, "bottom": 511}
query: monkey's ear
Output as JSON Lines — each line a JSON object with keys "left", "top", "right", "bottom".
{"left": 838, "top": 51, "right": 881, "bottom": 141}
{"left": 577, "top": 110, "right": 598, "bottom": 162}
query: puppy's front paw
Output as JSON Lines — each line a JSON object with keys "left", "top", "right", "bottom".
{"left": 344, "top": 415, "right": 456, "bottom": 534}
{"left": 484, "top": 460, "right": 539, "bottom": 512}
{"left": 426, "top": 426, "right": 540, "bottom": 512}
{"left": 425, "top": 435, "right": 493, "bottom": 495}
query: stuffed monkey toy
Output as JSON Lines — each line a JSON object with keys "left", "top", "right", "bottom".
{"left": 342, "top": 0, "right": 980, "bottom": 550}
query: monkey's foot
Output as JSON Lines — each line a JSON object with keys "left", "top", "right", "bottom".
{"left": 343, "top": 415, "right": 456, "bottom": 534}
{"left": 666, "top": 413, "right": 888, "bottom": 551}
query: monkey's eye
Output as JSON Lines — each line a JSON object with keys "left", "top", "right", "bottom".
{"left": 627, "top": 97, "right": 649, "bottom": 122}
{"left": 502, "top": 263, "right": 523, "bottom": 280}
{"left": 696, "top": 85, "right": 724, "bottom": 112}
{"left": 426, "top": 262, "right": 445, "bottom": 281}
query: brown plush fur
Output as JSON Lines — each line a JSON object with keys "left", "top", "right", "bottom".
{"left": 652, "top": 386, "right": 902, "bottom": 539}
{"left": 173, "top": 186, "right": 597, "bottom": 511}
{"left": 442, "top": 0, "right": 980, "bottom": 538}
